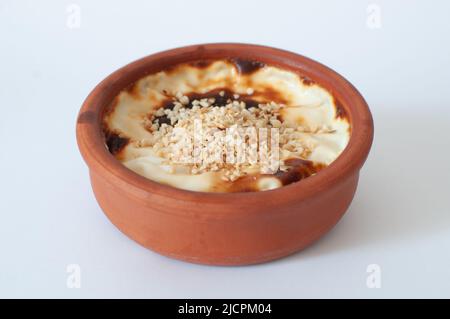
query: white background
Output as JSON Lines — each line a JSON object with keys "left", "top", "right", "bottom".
{"left": 1, "top": 0, "right": 449, "bottom": 298}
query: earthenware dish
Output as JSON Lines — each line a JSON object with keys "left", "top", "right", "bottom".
{"left": 76, "top": 43, "right": 373, "bottom": 265}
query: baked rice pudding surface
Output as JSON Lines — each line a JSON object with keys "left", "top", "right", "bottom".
{"left": 103, "top": 59, "right": 350, "bottom": 192}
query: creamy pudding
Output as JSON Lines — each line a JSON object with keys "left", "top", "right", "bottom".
{"left": 102, "top": 59, "right": 350, "bottom": 192}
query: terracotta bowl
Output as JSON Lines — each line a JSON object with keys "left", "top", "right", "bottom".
{"left": 76, "top": 43, "right": 373, "bottom": 266}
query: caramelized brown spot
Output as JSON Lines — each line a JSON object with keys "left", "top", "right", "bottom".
{"left": 225, "top": 175, "right": 259, "bottom": 193}
{"left": 186, "top": 89, "right": 235, "bottom": 107}
{"left": 242, "top": 99, "right": 259, "bottom": 109}
{"left": 222, "top": 158, "right": 326, "bottom": 192}
{"left": 223, "top": 159, "right": 326, "bottom": 192}
{"left": 256, "top": 86, "right": 288, "bottom": 105}
{"left": 275, "top": 158, "right": 326, "bottom": 186}
{"left": 105, "top": 131, "right": 129, "bottom": 155}
{"left": 162, "top": 100, "right": 176, "bottom": 110}
{"left": 189, "top": 60, "right": 214, "bottom": 69}
{"left": 301, "top": 76, "right": 315, "bottom": 86}
{"left": 161, "top": 64, "right": 177, "bottom": 74}
{"left": 334, "top": 98, "right": 348, "bottom": 120}
{"left": 154, "top": 114, "right": 171, "bottom": 125}
{"left": 230, "top": 58, "right": 265, "bottom": 74}
{"left": 124, "top": 82, "right": 140, "bottom": 99}
{"left": 151, "top": 100, "right": 178, "bottom": 125}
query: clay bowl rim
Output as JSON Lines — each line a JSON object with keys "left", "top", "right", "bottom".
{"left": 76, "top": 43, "right": 373, "bottom": 209}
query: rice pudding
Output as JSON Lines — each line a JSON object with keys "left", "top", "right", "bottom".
{"left": 102, "top": 59, "right": 350, "bottom": 192}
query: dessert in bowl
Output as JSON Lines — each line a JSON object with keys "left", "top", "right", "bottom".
{"left": 104, "top": 59, "right": 350, "bottom": 193}
{"left": 77, "top": 44, "right": 373, "bottom": 265}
